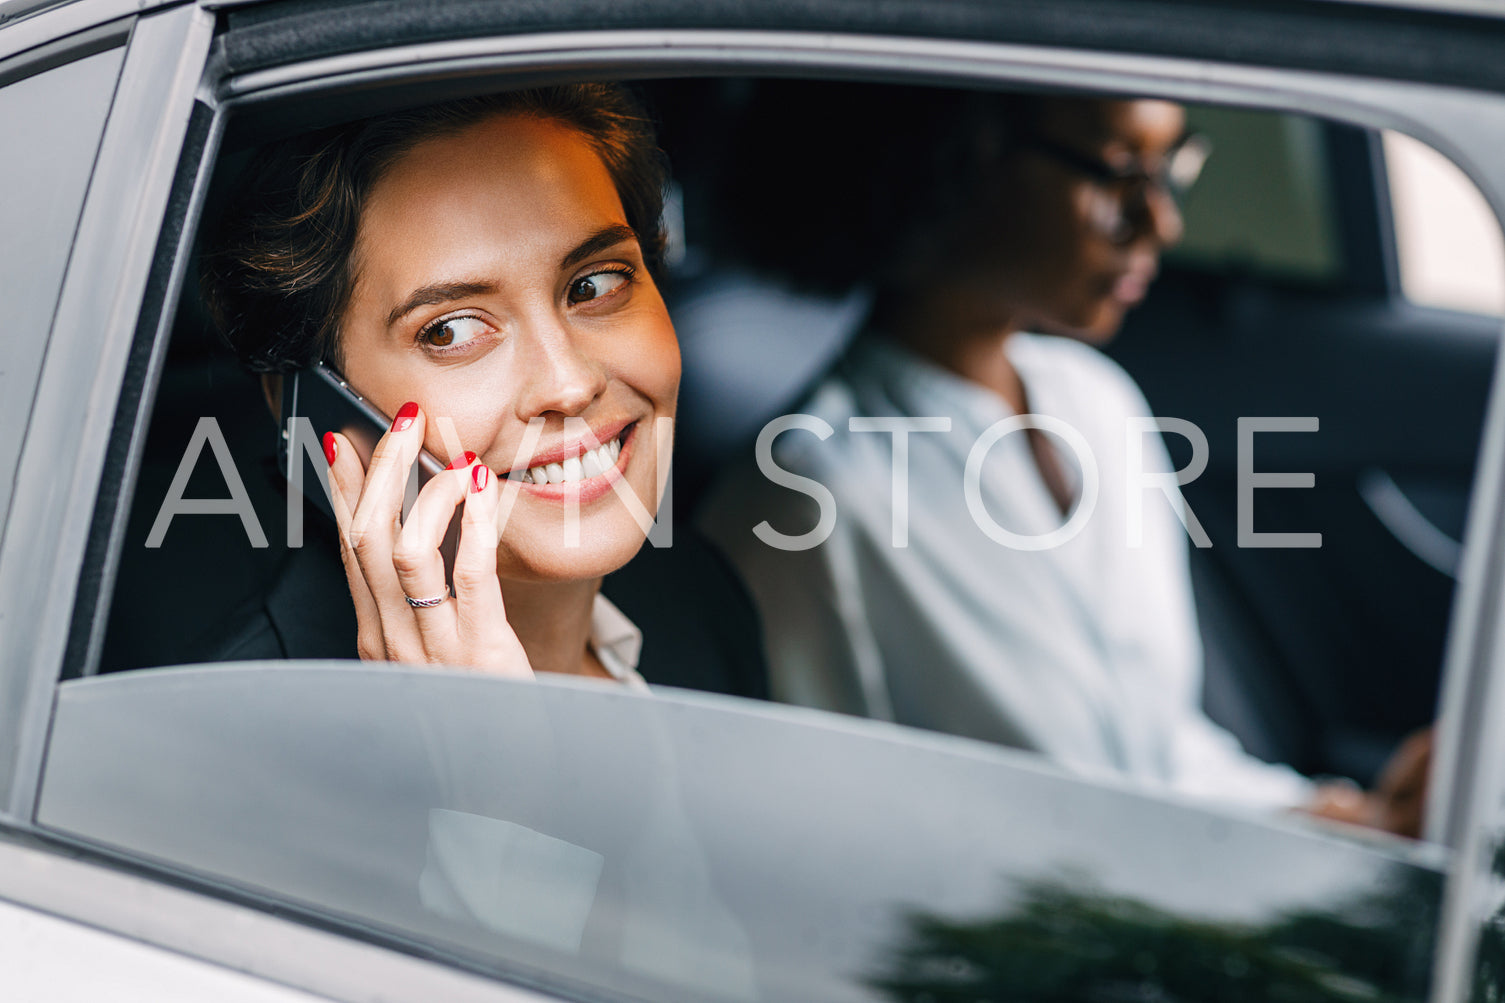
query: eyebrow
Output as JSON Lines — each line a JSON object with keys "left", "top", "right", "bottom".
{"left": 386, "top": 281, "right": 497, "bottom": 328}
{"left": 384, "top": 224, "right": 641, "bottom": 328}
{"left": 560, "top": 223, "right": 639, "bottom": 271}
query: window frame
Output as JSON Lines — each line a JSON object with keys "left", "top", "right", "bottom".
{"left": 8, "top": 3, "right": 1505, "bottom": 1001}
{"left": 0, "top": 1, "right": 213, "bottom": 818}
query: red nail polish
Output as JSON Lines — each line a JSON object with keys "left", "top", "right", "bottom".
{"left": 471, "top": 464, "right": 490, "bottom": 493}
{"left": 447, "top": 450, "right": 478, "bottom": 471}
{"left": 392, "top": 401, "right": 419, "bottom": 433}
{"left": 322, "top": 432, "right": 338, "bottom": 466}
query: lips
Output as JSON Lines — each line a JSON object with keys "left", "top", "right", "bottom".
{"left": 511, "top": 433, "right": 623, "bottom": 485}
{"left": 505, "top": 421, "right": 633, "bottom": 488}
{"left": 1110, "top": 258, "right": 1158, "bottom": 306}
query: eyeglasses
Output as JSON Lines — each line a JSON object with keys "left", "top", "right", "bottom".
{"left": 1022, "top": 131, "right": 1213, "bottom": 208}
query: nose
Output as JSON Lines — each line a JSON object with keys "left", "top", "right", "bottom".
{"left": 512, "top": 313, "right": 608, "bottom": 420}
{"left": 1127, "top": 182, "right": 1184, "bottom": 248}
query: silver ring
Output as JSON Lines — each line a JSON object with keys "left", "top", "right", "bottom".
{"left": 404, "top": 587, "right": 452, "bottom": 608}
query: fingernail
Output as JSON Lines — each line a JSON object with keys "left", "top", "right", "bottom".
{"left": 322, "top": 432, "right": 338, "bottom": 465}
{"left": 392, "top": 401, "right": 419, "bottom": 433}
{"left": 471, "top": 464, "right": 490, "bottom": 493}
{"left": 447, "top": 450, "right": 478, "bottom": 471}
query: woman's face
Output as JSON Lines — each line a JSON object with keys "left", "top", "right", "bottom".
{"left": 952, "top": 98, "right": 1187, "bottom": 344}
{"left": 337, "top": 113, "right": 679, "bottom": 583}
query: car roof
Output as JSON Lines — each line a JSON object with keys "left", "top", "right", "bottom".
{"left": 8, "top": 0, "right": 1505, "bottom": 98}
{"left": 198, "top": 0, "right": 1505, "bottom": 15}
{"left": 197, "top": 0, "right": 1505, "bottom": 99}
{"left": 4, "top": 0, "right": 1504, "bottom": 27}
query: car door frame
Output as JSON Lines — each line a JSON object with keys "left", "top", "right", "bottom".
{"left": 0, "top": 0, "right": 214, "bottom": 819}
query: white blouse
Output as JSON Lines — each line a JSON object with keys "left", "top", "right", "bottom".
{"left": 589, "top": 592, "right": 650, "bottom": 692}
{"left": 701, "top": 332, "right": 1314, "bottom": 811}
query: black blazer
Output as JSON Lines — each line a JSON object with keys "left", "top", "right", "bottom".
{"left": 209, "top": 513, "right": 770, "bottom": 700}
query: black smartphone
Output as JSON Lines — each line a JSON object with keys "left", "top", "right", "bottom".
{"left": 279, "top": 361, "right": 445, "bottom": 523}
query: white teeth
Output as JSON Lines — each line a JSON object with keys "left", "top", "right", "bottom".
{"left": 517, "top": 432, "right": 624, "bottom": 485}
{"left": 593, "top": 441, "right": 615, "bottom": 471}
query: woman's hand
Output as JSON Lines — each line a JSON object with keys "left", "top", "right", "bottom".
{"left": 1368, "top": 726, "right": 1432, "bottom": 838}
{"left": 323, "top": 402, "right": 532, "bottom": 676}
{"left": 1304, "top": 726, "right": 1433, "bottom": 839}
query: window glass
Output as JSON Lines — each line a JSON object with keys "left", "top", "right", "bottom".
{"left": 1167, "top": 106, "right": 1342, "bottom": 283}
{"left": 39, "top": 666, "right": 1444, "bottom": 1003}
{"left": 1383, "top": 129, "right": 1505, "bottom": 316}
{"left": 0, "top": 46, "right": 123, "bottom": 532}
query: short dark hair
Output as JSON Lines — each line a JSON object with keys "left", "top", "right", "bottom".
{"left": 705, "top": 81, "right": 1046, "bottom": 297}
{"left": 202, "top": 84, "right": 668, "bottom": 373}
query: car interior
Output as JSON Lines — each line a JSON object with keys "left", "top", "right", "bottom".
{"left": 88, "top": 68, "right": 1498, "bottom": 800}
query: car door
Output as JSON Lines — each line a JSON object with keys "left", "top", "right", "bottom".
{"left": 6, "top": 2, "right": 1505, "bottom": 1003}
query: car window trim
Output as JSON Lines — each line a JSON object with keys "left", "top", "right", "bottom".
{"left": 59, "top": 97, "right": 222, "bottom": 688}
{"left": 0, "top": 18, "right": 126, "bottom": 88}
{"left": 0, "top": 0, "right": 148, "bottom": 64}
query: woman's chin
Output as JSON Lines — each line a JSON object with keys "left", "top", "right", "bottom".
{"left": 496, "top": 518, "right": 652, "bottom": 583}
{"left": 1045, "top": 300, "right": 1128, "bottom": 346}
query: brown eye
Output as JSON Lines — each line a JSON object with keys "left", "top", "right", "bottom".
{"left": 421, "top": 316, "right": 488, "bottom": 349}
{"left": 568, "top": 269, "right": 631, "bottom": 305}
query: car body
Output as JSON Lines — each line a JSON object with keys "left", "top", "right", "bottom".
{"left": 5, "top": 0, "right": 1505, "bottom": 1000}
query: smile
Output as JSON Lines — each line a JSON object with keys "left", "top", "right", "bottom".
{"left": 506, "top": 424, "right": 631, "bottom": 485}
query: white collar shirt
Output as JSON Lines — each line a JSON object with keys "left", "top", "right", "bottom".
{"left": 701, "top": 332, "right": 1312, "bottom": 810}
{"left": 590, "top": 593, "right": 650, "bottom": 692}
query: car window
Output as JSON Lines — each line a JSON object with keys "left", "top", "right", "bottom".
{"left": 95, "top": 75, "right": 1474, "bottom": 821}
{"left": 1166, "top": 105, "right": 1343, "bottom": 285}
{"left": 38, "top": 664, "right": 1445, "bottom": 1003}
{"left": 0, "top": 45, "right": 123, "bottom": 536}
{"left": 1383, "top": 129, "right": 1505, "bottom": 317}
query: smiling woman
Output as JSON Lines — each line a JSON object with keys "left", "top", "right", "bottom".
{"left": 199, "top": 85, "right": 697, "bottom": 684}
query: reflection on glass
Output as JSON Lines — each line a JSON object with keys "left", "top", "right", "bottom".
{"left": 40, "top": 667, "right": 1446, "bottom": 1003}
{"left": 1467, "top": 833, "right": 1505, "bottom": 1002}
{"left": 869, "top": 871, "right": 1440, "bottom": 1003}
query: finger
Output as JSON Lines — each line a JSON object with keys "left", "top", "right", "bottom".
{"left": 1304, "top": 783, "right": 1371, "bottom": 826}
{"left": 1372, "top": 727, "right": 1435, "bottom": 838}
{"left": 325, "top": 431, "right": 384, "bottom": 658}
{"left": 454, "top": 461, "right": 531, "bottom": 677}
{"left": 1376, "top": 727, "right": 1434, "bottom": 798}
{"left": 348, "top": 402, "right": 427, "bottom": 658}
{"left": 393, "top": 457, "right": 479, "bottom": 659}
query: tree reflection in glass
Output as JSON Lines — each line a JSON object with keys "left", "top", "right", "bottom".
{"left": 868, "top": 870, "right": 1439, "bottom": 1003}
